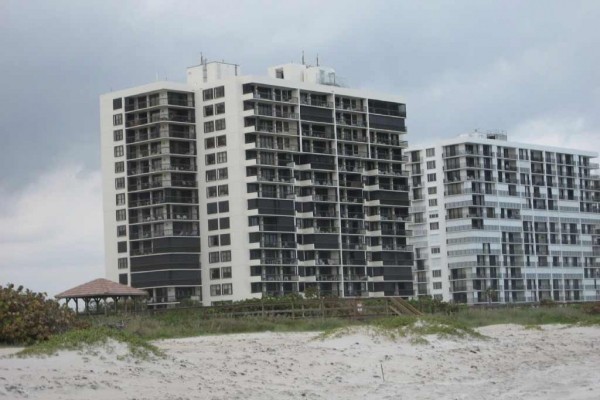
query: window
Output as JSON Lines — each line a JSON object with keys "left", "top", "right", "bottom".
{"left": 205, "top": 137, "right": 215, "bottom": 149}
{"left": 113, "top": 129, "right": 123, "bottom": 141}
{"left": 222, "top": 267, "right": 232, "bottom": 279}
{"left": 427, "top": 187, "right": 437, "bottom": 195}
{"left": 114, "top": 145, "right": 124, "bottom": 157}
{"left": 216, "top": 135, "right": 226, "bottom": 147}
{"left": 426, "top": 148, "right": 435, "bottom": 157}
{"left": 217, "top": 168, "right": 228, "bottom": 179}
{"left": 222, "top": 283, "right": 232, "bottom": 295}
{"left": 116, "top": 209, "right": 126, "bottom": 221}
{"left": 251, "top": 282, "right": 262, "bottom": 293}
{"left": 429, "top": 213, "right": 438, "bottom": 219}
{"left": 117, "top": 225, "right": 126, "bottom": 237}
{"left": 218, "top": 185, "right": 229, "bottom": 196}
{"left": 218, "top": 201, "right": 229, "bottom": 212}
{"left": 217, "top": 151, "right": 227, "bottom": 163}
{"left": 427, "top": 173, "right": 436, "bottom": 182}
{"left": 208, "top": 235, "right": 220, "bottom": 247}
{"left": 206, "top": 186, "right": 218, "bottom": 198}
{"left": 205, "top": 154, "right": 216, "bottom": 165}
{"left": 210, "top": 268, "right": 220, "bottom": 280}
{"left": 214, "top": 86, "right": 225, "bottom": 98}
{"left": 113, "top": 114, "right": 123, "bottom": 126}
{"left": 219, "top": 217, "right": 230, "bottom": 229}
{"left": 115, "top": 161, "right": 124, "bottom": 173}
{"left": 116, "top": 193, "right": 126, "bottom": 205}
{"left": 208, "top": 219, "right": 219, "bottom": 231}
{"left": 206, "top": 170, "right": 217, "bottom": 182}
{"left": 220, "top": 234, "right": 231, "bottom": 246}
{"left": 203, "top": 89, "right": 214, "bottom": 101}
{"left": 430, "top": 222, "right": 439, "bottom": 230}
{"left": 432, "top": 270, "right": 442, "bottom": 278}
{"left": 431, "top": 247, "right": 441, "bottom": 254}
{"left": 118, "top": 258, "right": 128, "bottom": 269}
{"left": 221, "top": 250, "right": 231, "bottom": 262}
{"left": 115, "top": 177, "right": 125, "bottom": 189}
{"left": 210, "top": 284, "right": 221, "bottom": 296}
{"left": 433, "top": 282, "right": 442, "bottom": 290}
{"left": 215, "top": 102, "right": 225, "bottom": 114}
{"left": 204, "top": 121, "right": 215, "bottom": 133}
{"left": 426, "top": 160, "right": 436, "bottom": 169}
{"left": 215, "top": 118, "right": 226, "bottom": 131}
{"left": 428, "top": 199, "right": 438, "bottom": 207}
{"left": 209, "top": 251, "right": 220, "bottom": 263}
{"left": 113, "top": 98, "right": 122, "bottom": 110}
{"left": 117, "top": 241, "right": 127, "bottom": 253}
{"left": 207, "top": 202, "right": 218, "bottom": 214}
{"left": 204, "top": 105, "right": 214, "bottom": 117}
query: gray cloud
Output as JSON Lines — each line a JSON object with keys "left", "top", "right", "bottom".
{"left": 1, "top": 0, "right": 599, "bottom": 292}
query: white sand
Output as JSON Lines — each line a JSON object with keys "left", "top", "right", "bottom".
{"left": 1, "top": 324, "right": 599, "bottom": 399}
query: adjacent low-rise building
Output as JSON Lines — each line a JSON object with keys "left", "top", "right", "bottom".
{"left": 408, "top": 132, "right": 600, "bottom": 304}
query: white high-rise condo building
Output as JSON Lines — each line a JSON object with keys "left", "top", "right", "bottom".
{"left": 407, "top": 132, "right": 600, "bottom": 304}
{"left": 100, "top": 61, "right": 411, "bottom": 305}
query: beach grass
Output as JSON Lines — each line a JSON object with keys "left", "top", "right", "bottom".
{"left": 318, "top": 315, "right": 484, "bottom": 343}
{"left": 449, "top": 305, "right": 600, "bottom": 328}
{"left": 63, "top": 302, "right": 600, "bottom": 343}
{"left": 17, "top": 327, "right": 162, "bottom": 358}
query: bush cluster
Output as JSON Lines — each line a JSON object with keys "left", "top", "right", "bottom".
{"left": 0, "top": 284, "right": 82, "bottom": 344}
{"left": 408, "top": 296, "right": 461, "bottom": 314}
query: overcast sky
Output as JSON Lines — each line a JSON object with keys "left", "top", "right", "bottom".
{"left": 1, "top": 0, "right": 599, "bottom": 296}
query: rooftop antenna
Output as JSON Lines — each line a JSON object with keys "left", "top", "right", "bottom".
{"left": 302, "top": 50, "right": 305, "bottom": 65}
{"left": 316, "top": 54, "right": 320, "bottom": 67}
{"left": 200, "top": 52, "right": 204, "bottom": 65}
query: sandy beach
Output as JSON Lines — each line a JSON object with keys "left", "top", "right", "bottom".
{"left": 1, "top": 324, "right": 599, "bottom": 400}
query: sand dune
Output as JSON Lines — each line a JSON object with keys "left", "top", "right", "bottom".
{"left": 1, "top": 324, "right": 599, "bottom": 399}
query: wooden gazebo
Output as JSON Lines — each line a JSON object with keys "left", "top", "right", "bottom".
{"left": 56, "top": 278, "right": 148, "bottom": 314}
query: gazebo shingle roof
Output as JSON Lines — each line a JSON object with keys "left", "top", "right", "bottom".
{"left": 55, "top": 278, "right": 147, "bottom": 299}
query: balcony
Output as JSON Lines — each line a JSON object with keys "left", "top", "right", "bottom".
{"left": 128, "top": 164, "right": 197, "bottom": 176}
{"left": 338, "top": 134, "right": 368, "bottom": 143}
{"left": 126, "top": 113, "right": 195, "bottom": 127}
{"left": 125, "top": 96, "right": 194, "bottom": 111}
{"left": 260, "top": 257, "right": 297, "bottom": 265}
{"left": 249, "top": 92, "right": 297, "bottom": 104}
{"left": 127, "top": 129, "right": 196, "bottom": 144}
{"left": 251, "top": 108, "right": 299, "bottom": 120}
{"left": 301, "top": 98, "right": 333, "bottom": 108}
{"left": 301, "top": 129, "right": 335, "bottom": 139}
{"left": 335, "top": 118, "right": 367, "bottom": 128}
{"left": 335, "top": 103, "right": 367, "bottom": 113}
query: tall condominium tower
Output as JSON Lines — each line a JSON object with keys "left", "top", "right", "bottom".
{"left": 100, "top": 61, "right": 411, "bottom": 305}
{"left": 407, "top": 132, "right": 600, "bottom": 304}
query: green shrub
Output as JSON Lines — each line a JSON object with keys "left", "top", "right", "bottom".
{"left": 581, "top": 302, "right": 600, "bottom": 315}
{"left": 408, "top": 297, "right": 461, "bottom": 314}
{"left": 0, "top": 284, "right": 84, "bottom": 344}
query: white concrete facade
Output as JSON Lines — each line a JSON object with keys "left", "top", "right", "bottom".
{"left": 408, "top": 132, "right": 600, "bottom": 304}
{"left": 101, "top": 61, "right": 412, "bottom": 305}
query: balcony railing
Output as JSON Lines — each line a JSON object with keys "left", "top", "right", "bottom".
{"left": 253, "top": 109, "right": 299, "bottom": 119}
{"left": 251, "top": 93, "right": 297, "bottom": 103}
{"left": 336, "top": 118, "right": 367, "bottom": 127}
